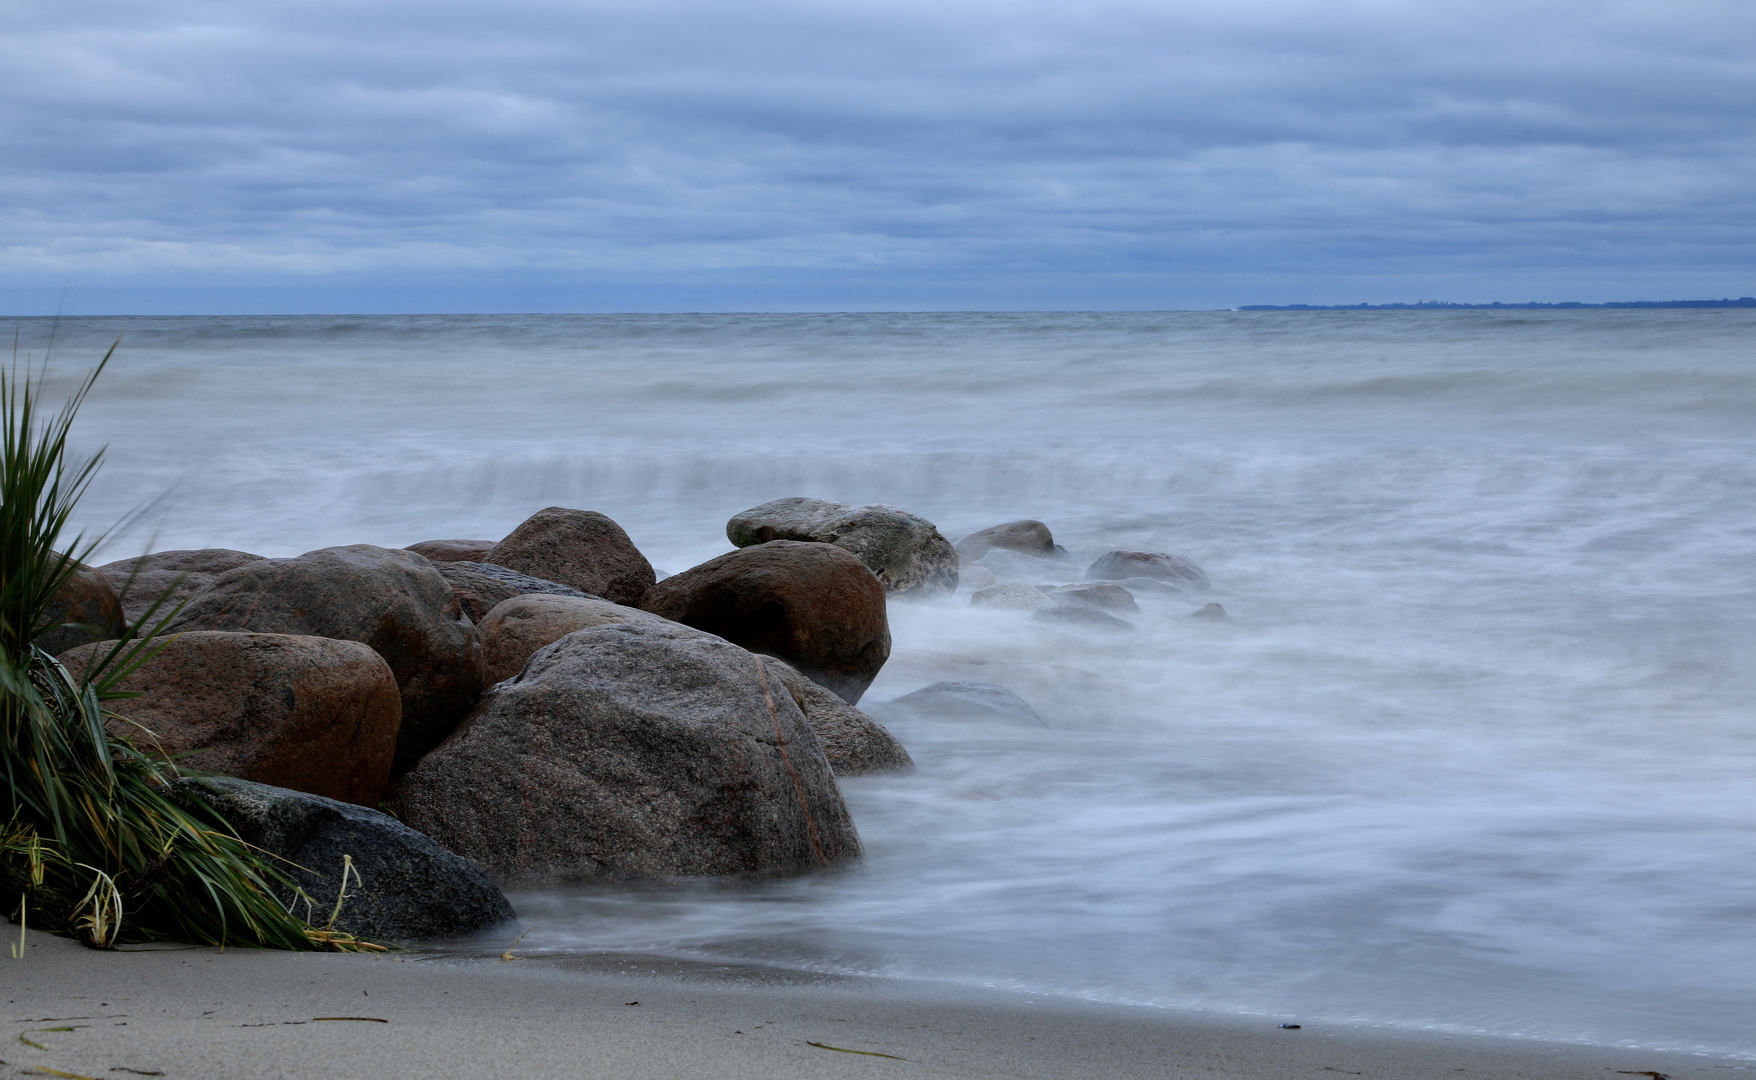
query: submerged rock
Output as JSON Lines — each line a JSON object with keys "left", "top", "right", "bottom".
{"left": 955, "top": 519, "right": 1060, "bottom": 561}
{"left": 1086, "top": 550, "right": 1209, "bottom": 589}
{"left": 1045, "top": 582, "right": 1140, "bottom": 614}
{"left": 884, "top": 680, "right": 1047, "bottom": 727}
{"left": 1191, "top": 602, "right": 1233, "bottom": 623}
{"left": 391, "top": 620, "right": 861, "bottom": 881}
{"left": 976, "top": 548, "right": 1062, "bottom": 582}
{"left": 727, "top": 497, "right": 959, "bottom": 597}
{"left": 175, "top": 776, "right": 513, "bottom": 942}
{"left": 485, "top": 507, "right": 656, "bottom": 606}
{"left": 97, "top": 548, "right": 266, "bottom": 627}
{"left": 1035, "top": 605, "right": 1133, "bottom": 631}
{"left": 957, "top": 563, "right": 998, "bottom": 591}
{"left": 969, "top": 582, "right": 1058, "bottom": 612}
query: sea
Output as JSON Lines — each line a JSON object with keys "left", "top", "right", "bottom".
{"left": 12, "top": 309, "right": 1756, "bottom": 1058}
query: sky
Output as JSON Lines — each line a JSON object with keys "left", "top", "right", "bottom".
{"left": 3, "top": 0, "right": 1753, "bottom": 313}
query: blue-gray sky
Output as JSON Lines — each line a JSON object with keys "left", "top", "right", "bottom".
{"left": 4, "top": 0, "right": 1752, "bottom": 312}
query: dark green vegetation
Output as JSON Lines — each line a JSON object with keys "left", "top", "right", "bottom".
{"left": 1, "top": 345, "right": 357, "bottom": 950}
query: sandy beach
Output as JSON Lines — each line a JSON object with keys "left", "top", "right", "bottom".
{"left": 4, "top": 931, "right": 1735, "bottom": 1080}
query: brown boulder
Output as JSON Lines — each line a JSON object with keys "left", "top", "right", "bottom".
{"left": 404, "top": 539, "right": 497, "bottom": 564}
{"left": 391, "top": 620, "right": 861, "bottom": 880}
{"left": 1086, "top": 550, "right": 1210, "bottom": 589}
{"left": 485, "top": 507, "right": 655, "bottom": 606}
{"left": 434, "top": 561, "right": 589, "bottom": 625}
{"left": 97, "top": 548, "right": 266, "bottom": 626}
{"left": 639, "top": 540, "right": 890, "bottom": 704}
{"left": 168, "top": 545, "right": 485, "bottom": 775}
{"left": 1046, "top": 582, "right": 1140, "bottom": 614}
{"left": 759, "top": 656, "right": 912, "bottom": 776}
{"left": 60, "top": 632, "right": 400, "bottom": 807}
{"left": 726, "top": 497, "right": 959, "bottom": 597}
{"left": 477, "top": 593, "right": 662, "bottom": 685}
{"left": 955, "top": 519, "right": 1058, "bottom": 561}
{"left": 37, "top": 561, "right": 128, "bottom": 655}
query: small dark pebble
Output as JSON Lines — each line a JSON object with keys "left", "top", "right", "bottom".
{"left": 626, "top": 1001, "right": 640, "bottom": 1006}
{"left": 1279, "top": 1023, "right": 1301, "bottom": 1029}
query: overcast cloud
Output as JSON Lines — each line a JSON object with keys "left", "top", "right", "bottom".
{"left": 3, "top": 0, "right": 1752, "bottom": 311}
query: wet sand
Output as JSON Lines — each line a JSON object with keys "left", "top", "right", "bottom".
{"left": 4, "top": 931, "right": 1736, "bottom": 1080}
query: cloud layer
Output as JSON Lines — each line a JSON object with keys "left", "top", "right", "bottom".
{"left": 3, "top": 0, "right": 1753, "bottom": 310}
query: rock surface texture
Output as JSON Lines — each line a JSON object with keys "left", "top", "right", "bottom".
{"left": 759, "top": 656, "right": 912, "bottom": 776}
{"left": 168, "top": 545, "right": 485, "bottom": 774}
{"left": 38, "top": 562, "right": 128, "bottom": 655}
{"left": 955, "top": 519, "right": 1060, "bottom": 561}
{"left": 485, "top": 507, "right": 656, "bottom": 606}
{"left": 60, "top": 632, "right": 401, "bottom": 807}
{"left": 478, "top": 593, "right": 660, "bottom": 685}
{"left": 96, "top": 549, "right": 266, "bottom": 626}
{"left": 391, "top": 620, "right": 862, "bottom": 881}
{"left": 435, "top": 561, "right": 589, "bottom": 625}
{"left": 404, "top": 539, "right": 498, "bottom": 564}
{"left": 1086, "top": 550, "right": 1210, "bottom": 589}
{"left": 174, "top": 776, "right": 513, "bottom": 941}
{"left": 726, "top": 497, "right": 959, "bottom": 597}
{"left": 640, "top": 540, "right": 890, "bottom": 704}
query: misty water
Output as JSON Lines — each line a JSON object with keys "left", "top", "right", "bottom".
{"left": 17, "top": 310, "right": 1756, "bottom": 1057}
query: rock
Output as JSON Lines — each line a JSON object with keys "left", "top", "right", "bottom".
{"left": 404, "top": 539, "right": 498, "bottom": 564}
{"left": 96, "top": 549, "right": 266, "bottom": 627}
{"left": 168, "top": 545, "right": 485, "bottom": 775}
{"left": 758, "top": 656, "right": 912, "bottom": 776}
{"left": 1087, "top": 550, "right": 1210, "bottom": 589}
{"left": 478, "top": 593, "right": 661, "bottom": 685}
{"left": 1191, "top": 602, "right": 1233, "bottom": 623}
{"left": 976, "top": 548, "right": 1061, "bottom": 582}
{"left": 957, "top": 563, "right": 998, "bottom": 591}
{"left": 969, "top": 582, "right": 1058, "bottom": 612}
{"left": 1109, "top": 575, "right": 1190, "bottom": 596}
{"left": 37, "top": 561, "right": 128, "bottom": 655}
{"left": 435, "top": 561, "right": 589, "bottom": 625}
{"left": 884, "top": 681, "right": 1046, "bottom": 727}
{"left": 1046, "top": 583, "right": 1140, "bottom": 614}
{"left": 1035, "top": 605, "right": 1133, "bottom": 631}
{"left": 955, "top": 519, "right": 1058, "bottom": 560}
{"left": 60, "top": 632, "right": 401, "bottom": 807}
{"left": 639, "top": 540, "right": 890, "bottom": 705}
{"left": 726, "top": 497, "right": 958, "bottom": 597}
{"left": 485, "top": 507, "right": 656, "bottom": 606}
{"left": 173, "top": 776, "right": 513, "bottom": 941}
{"left": 391, "top": 620, "right": 862, "bottom": 881}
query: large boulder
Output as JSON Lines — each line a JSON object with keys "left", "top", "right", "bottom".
{"left": 1086, "top": 550, "right": 1210, "bottom": 589}
{"left": 435, "top": 561, "right": 589, "bottom": 625}
{"left": 726, "top": 497, "right": 958, "bottom": 597}
{"left": 639, "top": 540, "right": 890, "bottom": 704}
{"left": 477, "top": 593, "right": 661, "bottom": 685}
{"left": 174, "top": 776, "right": 513, "bottom": 941}
{"left": 37, "top": 561, "right": 128, "bottom": 655}
{"left": 485, "top": 507, "right": 655, "bottom": 606}
{"left": 96, "top": 549, "right": 266, "bottom": 627}
{"left": 167, "top": 545, "right": 485, "bottom": 775}
{"left": 404, "top": 539, "right": 498, "bottom": 564}
{"left": 955, "top": 519, "right": 1060, "bottom": 561}
{"left": 61, "top": 632, "right": 401, "bottom": 807}
{"left": 759, "top": 656, "right": 912, "bottom": 776}
{"left": 391, "top": 621, "right": 862, "bottom": 880}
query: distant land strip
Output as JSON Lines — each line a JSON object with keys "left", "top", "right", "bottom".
{"left": 1237, "top": 297, "right": 1756, "bottom": 311}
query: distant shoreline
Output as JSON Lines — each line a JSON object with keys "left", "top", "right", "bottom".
{"left": 1238, "top": 297, "right": 1756, "bottom": 311}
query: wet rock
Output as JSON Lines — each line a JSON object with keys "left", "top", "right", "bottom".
{"left": 726, "top": 497, "right": 958, "bottom": 597}
{"left": 61, "top": 632, "right": 401, "bottom": 807}
{"left": 639, "top": 540, "right": 890, "bottom": 705}
{"left": 1035, "top": 605, "right": 1133, "bottom": 631}
{"left": 957, "top": 563, "right": 998, "bottom": 591}
{"left": 1108, "top": 575, "right": 1190, "bottom": 596}
{"left": 168, "top": 544, "right": 485, "bottom": 775}
{"left": 391, "top": 620, "right": 862, "bottom": 881}
{"left": 174, "top": 776, "right": 513, "bottom": 942}
{"left": 96, "top": 549, "right": 266, "bottom": 627}
{"left": 1191, "top": 602, "right": 1233, "bottom": 623}
{"left": 884, "top": 680, "right": 1046, "bottom": 727}
{"left": 1087, "top": 550, "right": 1210, "bottom": 589}
{"left": 478, "top": 593, "right": 663, "bottom": 685}
{"left": 969, "top": 582, "right": 1058, "bottom": 612}
{"left": 976, "top": 548, "right": 1061, "bottom": 582}
{"left": 435, "top": 561, "right": 589, "bottom": 625}
{"left": 404, "top": 539, "right": 498, "bottom": 564}
{"left": 38, "top": 562, "right": 129, "bottom": 655}
{"left": 759, "top": 655, "right": 912, "bottom": 776}
{"left": 955, "top": 519, "right": 1059, "bottom": 561}
{"left": 485, "top": 507, "right": 656, "bottom": 606}
{"left": 1046, "top": 582, "right": 1140, "bottom": 614}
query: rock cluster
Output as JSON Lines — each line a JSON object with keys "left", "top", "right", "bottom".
{"left": 727, "top": 497, "right": 959, "bottom": 597}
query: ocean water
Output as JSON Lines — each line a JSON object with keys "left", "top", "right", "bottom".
{"left": 13, "top": 310, "right": 1756, "bottom": 1056}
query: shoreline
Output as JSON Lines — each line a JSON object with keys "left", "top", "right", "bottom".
{"left": 7, "top": 931, "right": 1741, "bottom": 1080}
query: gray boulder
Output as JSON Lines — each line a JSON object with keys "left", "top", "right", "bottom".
{"left": 1087, "top": 550, "right": 1210, "bottom": 589}
{"left": 969, "top": 582, "right": 1058, "bottom": 612}
{"left": 1192, "top": 602, "right": 1233, "bottom": 623}
{"left": 1046, "top": 582, "right": 1140, "bottom": 614}
{"left": 957, "top": 563, "right": 998, "bottom": 591}
{"left": 486, "top": 507, "right": 656, "bottom": 606}
{"left": 174, "top": 776, "right": 513, "bottom": 942}
{"left": 391, "top": 620, "right": 862, "bottom": 881}
{"left": 884, "top": 681, "right": 1046, "bottom": 727}
{"left": 759, "top": 656, "right": 912, "bottom": 776}
{"left": 436, "top": 560, "right": 590, "bottom": 625}
{"left": 97, "top": 548, "right": 266, "bottom": 627}
{"left": 955, "top": 519, "right": 1062, "bottom": 561}
{"left": 1035, "top": 605, "right": 1133, "bottom": 631}
{"left": 727, "top": 497, "right": 958, "bottom": 597}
